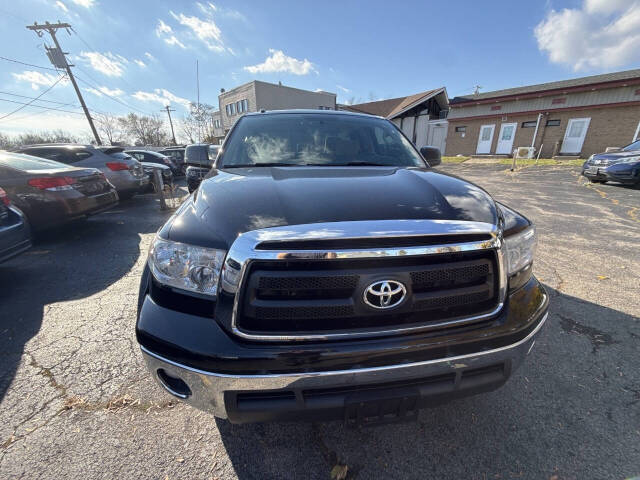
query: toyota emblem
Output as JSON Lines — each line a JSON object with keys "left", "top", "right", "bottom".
{"left": 363, "top": 280, "right": 407, "bottom": 309}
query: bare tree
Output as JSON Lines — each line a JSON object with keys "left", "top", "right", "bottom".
{"left": 95, "top": 113, "right": 124, "bottom": 145}
{"left": 119, "top": 113, "right": 170, "bottom": 146}
{"left": 0, "top": 132, "right": 11, "bottom": 149}
{"left": 182, "top": 102, "right": 217, "bottom": 144}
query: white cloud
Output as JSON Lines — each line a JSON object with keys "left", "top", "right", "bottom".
{"left": 144, "top": 52, "right": 156, "bottom": 61}
{"left": 132, "top": 88, "right": 191, "bottom": 109}
{"left": 336, "top": 85, "right": 350, "bottom": 93}
{"left": 169, "top": 10, "right": 225, "bottom": 52}
{"left": 197, "top": 2, "right": 246, "bottom": 21}
{"left": 12, "top": 70, "right": 68, "bottom": 90}
{"left": 0, "top": 111, "right": 91, "bottom": 137}
{"left": 244, "top": 49, "right": 316, "bottom": 75}
{"left": 70, "top": 0, "right": 94, "bottom": 7}
{"left": 79, "top": 51, "right": 127, "bottom": 77}
{"left": 155, "top": 20, "right": 186, "bottom": 49}
{"left": 86, "top": 85, "right": 124, "bottom": 97}
{"left": 535, "top": 0, "right": 640, "bottom": 70}
{"left": 55, "top": 1, "right": 69, "bottom": 12}
{"left": 134, "top": 59, "right": 146, "bottom": 67}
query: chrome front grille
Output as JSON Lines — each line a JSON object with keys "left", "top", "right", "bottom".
{"left": 220, "top": 220, "right": 507, "bottom": 342}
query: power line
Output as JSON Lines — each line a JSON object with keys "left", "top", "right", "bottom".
{"left": 0, "top": 74, "right": 67, "bottom": 121}
{"left": 0, "top": 97, "right": 84, "bottom": 115}
{"left": 74, "top": 72, "right": 154, "bottom": 116}
{"left": 0, "top": 90, "right": 79, "bottom": 107}
{"left": 0, "top": 55, "right": 60, "bottom": 72}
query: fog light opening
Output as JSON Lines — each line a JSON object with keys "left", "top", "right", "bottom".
{"left": 156, "top": 369, "right": 192, "bottom": 399}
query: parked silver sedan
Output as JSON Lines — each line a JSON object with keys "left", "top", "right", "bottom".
{"left": 16, "top": 144, "right": 148, "bottom": 199}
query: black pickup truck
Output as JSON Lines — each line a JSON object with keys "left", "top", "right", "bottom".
{"left": 136, "top": 110, "right": 548, "bottom": 425}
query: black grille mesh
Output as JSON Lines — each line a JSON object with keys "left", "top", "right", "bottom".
{"left": 258, "top": 275, "right": 358, "bottom": 291}
{"left": 411, "top": 263, "right": 489, "bottom": 288}
{"left": 413, "top": 291, "right": 491, "bottom": 311}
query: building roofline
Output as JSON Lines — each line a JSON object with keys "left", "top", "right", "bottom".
{"left": 450, "top": 69, "right": 640, "bottom": 106}
{"left": 219, "top": 79, "right": 336, "bottom": 97}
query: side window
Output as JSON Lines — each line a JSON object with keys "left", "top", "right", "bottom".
{"left": 27, "top": 148, "right": 70, "bottom": 164}
{"left": 67, "top": 150, "right": 93, "bottom": 163}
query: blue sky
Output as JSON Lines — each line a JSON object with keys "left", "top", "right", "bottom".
{"left": 1, "top": 0, "right": 639, "bottom": 140}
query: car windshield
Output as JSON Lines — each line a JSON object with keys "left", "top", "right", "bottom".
{"left": 0, "top": 152, "right": 68, "bottom": 171}
{"left": 219, "top": 113, "right": 425, "bottom": 168}
{"left": 622, "top": 140, "right": 640, "bottom": 151}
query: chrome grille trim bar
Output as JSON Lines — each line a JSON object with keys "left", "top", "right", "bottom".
{"left": 220, "top": 219, "right": 506, "bottom": 342}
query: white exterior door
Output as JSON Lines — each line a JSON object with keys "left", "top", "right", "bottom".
{"left": 476, "top": 124, "right": 495, "bottom": 154}
{"left": 496, "top": 123, "right": 517, "bottom": 154}
{"left": 561, "top": 118, "right": 591, "bottom": 154}
{"left": 427, "top": 122, "right": 447, "bottom": 154}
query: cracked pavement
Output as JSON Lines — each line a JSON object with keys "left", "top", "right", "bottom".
{"left": 1, "top": 167, "right": 639, "bottom": 479}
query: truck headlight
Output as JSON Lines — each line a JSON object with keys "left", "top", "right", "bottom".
{"left": 498, "top": 203, "right": 537, "bottom": 276}
{"left": 148, "top": 236, "right": 225, "bottom": 297}
{"left": 504, "top": 226, "right": 536, "bottom": 275}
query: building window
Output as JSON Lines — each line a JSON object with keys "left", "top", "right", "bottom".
{"left": 229, "top": 103, "right": 236, "bottom": 115}
{"left": 242, "top": 99, "right": 248, "bottom": 112}
{"left": 521, "top": 121, "right": 537, "bottom": 128}
{"left": 225, "top": 105, "right": 231, "bottom": 116}
{"left": 455, "top": 126, "right": 466, "bottom": 133}
{"left": 236, "top": 100, "right": 243, "bottom": 113}
{"left": 214, "top": 119, "right": 220, "bottom": 128}
{"left": 546, "top": 119, "right": 560, "bottom": 126}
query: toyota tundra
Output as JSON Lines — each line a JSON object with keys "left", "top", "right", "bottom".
{"left": 136, "top": 110, "right": 548, "bottom": 425}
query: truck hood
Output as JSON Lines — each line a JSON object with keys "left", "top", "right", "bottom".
{"left": 164, "top": 166, "right": 499, "bottom": 250}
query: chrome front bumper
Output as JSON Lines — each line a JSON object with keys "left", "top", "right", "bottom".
{"left": 141, "top": 311, "right": 548, "bottom": 420}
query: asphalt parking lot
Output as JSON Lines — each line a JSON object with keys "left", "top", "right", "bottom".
{"left": 1, "top": 165, "right": 639, "bottom": 480}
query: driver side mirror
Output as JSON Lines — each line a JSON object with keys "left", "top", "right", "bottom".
{"left": 420, "top": 146, "right": 442, "bottom": 167}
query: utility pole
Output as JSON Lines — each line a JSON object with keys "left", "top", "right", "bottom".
{"left": 163, "top": 105, "right": 177, "bottom": 145}
{"left": 196, "top": 59, "right": 201, "bottom": 143}
{"left": 26, "top": 21, "right": 101, "bottom": 145}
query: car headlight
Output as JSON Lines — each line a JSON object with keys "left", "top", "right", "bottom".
{"left": 148, "top": 236, "right": 226, "bottom": 297}
{"left": 618, "top": 155, "right": 640, "bottom": 164}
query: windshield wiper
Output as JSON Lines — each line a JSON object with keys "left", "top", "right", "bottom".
{"left": 332, "top": 161, "right": 392, "bottom": 167}
{"left": 222, "top": 162, "right": 302, "bottom": 168}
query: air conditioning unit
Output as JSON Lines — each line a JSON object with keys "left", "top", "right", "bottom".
{"left": 513, "top": 147, "right": 535, "bottom": 159}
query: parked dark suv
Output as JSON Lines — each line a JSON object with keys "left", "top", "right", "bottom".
{"left": 184, "top": 143, "right": 219, "bottom": 192}
{"left": 136, "top": 110, "right": 548, "bottom": 425}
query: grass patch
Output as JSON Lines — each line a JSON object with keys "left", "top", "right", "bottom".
{"left": 497, "top": 158, "right": 585, "bottom": 166}
{"left": 442, "top": 156, "right": 470, "bottom": 163}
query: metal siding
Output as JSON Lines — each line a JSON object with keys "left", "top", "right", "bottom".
{"left": 448, "top": 86, "right": 640, "bottom": 119}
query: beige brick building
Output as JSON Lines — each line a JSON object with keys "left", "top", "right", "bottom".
{"left": 446, "top": 69, "right": 640, "bottom": 158}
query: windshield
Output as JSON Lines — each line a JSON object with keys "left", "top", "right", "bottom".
{"left": 622, "top": 140, "right": 640, "bottom": 151}
{"left": 0, "top": 152, "right": 68, "bottom": 171}
{"left": 220, "top": 113, "right": 425, "bottom": 168}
